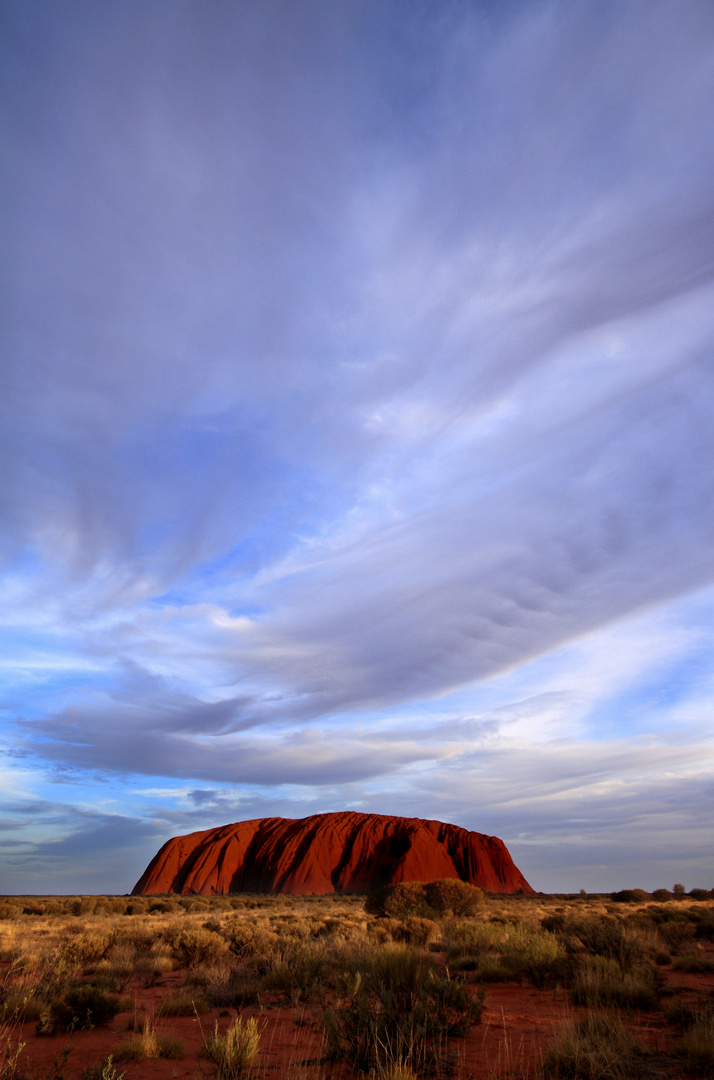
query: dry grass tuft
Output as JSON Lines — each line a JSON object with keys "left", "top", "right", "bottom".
{"left": 113, "top": 1015, "right": 185, "bottom": 1062}
{"left": 541, "top": 1011, "right": 655, "bottom": 1079}
{"left": 202, "top": 1014, "right": 261, "bottom": 1079}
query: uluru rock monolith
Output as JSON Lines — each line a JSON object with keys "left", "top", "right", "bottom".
{"left": 133, "top": 812, "right": 533, "bottom": 896}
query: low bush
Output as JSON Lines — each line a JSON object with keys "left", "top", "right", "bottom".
{"left": 36, "top": 985, "right": 126, "bottom": 1034}
{"left": 694, "top": 910, "right": 714, "bottom": 941}
{"left": 134, "top": 954, "right": 173, "bottom": 987}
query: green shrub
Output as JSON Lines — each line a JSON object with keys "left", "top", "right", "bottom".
{"left": 365, "top": 879, "right": 483, "bottom": 919}
{"left": 499, "top": 929, "right": 568, "bottom": 988}
{"left": 664, "top": 999, "right": 697, "bottom": 1030}
{"left": 68, "top": 897, "right": 97, "bottom": 917}
{"left": 365, "top": 883, "right": 427, "bottom": 918}
{"left": 37, "top": 986, "right": 125, "bottom": 1034}
{"left": 221, "top": 923, "right": 280, "bottom": 972}
{"left": 261, "top": 940, "right": 327, "bottom": 1005}
{"left": 423, "top": 879, "right": 484, "bottom": 917}
{"left": 123, "top": 900, "right": 148, "bottom": 915}
{"left": 148, "top": 899, "right": 177, "bottom": 914}
{"left": 324, "top": 945, "right": 482, "bottom": 1075}
{"left": 379, "top": 917, "right": 440, "bottom": 947}
{"left": 203, "top": 962, "right": 262, "bottom": 1008}
{"left": 549, "top": 915, "right": 644, "bottom": 971}
{"left": 657, "top": 916, "right": 696, "bottom": 953}
{"left": 164, "top": 927, "right": 224, "bottom": 967}
{"left": 694, "top": 910, "right": 714, "bottom": 942}
{"left": 610, "top": 889, "right": 650, "bottom": 904}
{"left": 672, "top": 952, "right": 714, "bottom": 974}
{"left": 58, "top": 932, "right": 114, "bottom": 967}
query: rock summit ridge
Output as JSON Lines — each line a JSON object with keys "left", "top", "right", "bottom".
{"left": 133, "top": 811, "right": 533, "bottom": 896}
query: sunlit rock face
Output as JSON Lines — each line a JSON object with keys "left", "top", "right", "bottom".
{"left": 132, "top": 811, "right": 534, "bottom": 896}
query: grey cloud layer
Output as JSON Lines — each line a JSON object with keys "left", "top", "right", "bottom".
{"left": 5, "top": 731, "right": 710, "bottom": 893}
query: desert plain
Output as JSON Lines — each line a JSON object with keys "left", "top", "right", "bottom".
{"left": 0, "top": 886, "right": 713, "bottom": 1080}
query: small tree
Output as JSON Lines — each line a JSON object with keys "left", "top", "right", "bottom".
{"left": 673, "top": 883, "right": 686, "bottom": 897}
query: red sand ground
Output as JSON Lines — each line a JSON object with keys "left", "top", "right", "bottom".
{"left": 8, "top": 951, "right": 712, "bottom": 1079}
{"left": 133, "top": 812, "right": 534, "bottom": 897}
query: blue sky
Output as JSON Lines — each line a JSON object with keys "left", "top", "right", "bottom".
{"left": 2, "top": 0, "right": 713, "bottom": 894}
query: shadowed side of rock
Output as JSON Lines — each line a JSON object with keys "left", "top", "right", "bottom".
{"left": 132, "top": 811, "right": 534, "bottom": 896}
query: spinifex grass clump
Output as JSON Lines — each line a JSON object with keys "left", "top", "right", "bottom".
{"left": 202, "top": 1015, "right": 260, "bottom": 1079}
{"left": 157, "top": 991, "right": 210, "bottom": 1016}
{"left": 444, "top": 919, "right": 567, "bottom": 987}
{"left": 324, "top": 944, "right": 482, "bottom": 1075}
{"left": 570, "top": 956, "right": 659, "bottom": 1010}
{"left": 676, "top": 1004, "right": 714, "bottom": 1078}
{"left": 541, "top": 1011, "right": 653, "bottom": 1080}
{"left": 261, "top": 938, "right": 329, "bottom": 1005}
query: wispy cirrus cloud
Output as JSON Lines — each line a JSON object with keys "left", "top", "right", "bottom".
{"left": 2, "top": 0, "right": 714, "bottom": 891}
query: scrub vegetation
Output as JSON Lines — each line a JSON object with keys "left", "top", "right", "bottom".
{"left": 0, "top": 885, "right": 712, "bottom": 1078}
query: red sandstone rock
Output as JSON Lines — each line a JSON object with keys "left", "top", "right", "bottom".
{"left": 133, "top": 812, "right": 534, "bottom": 896}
